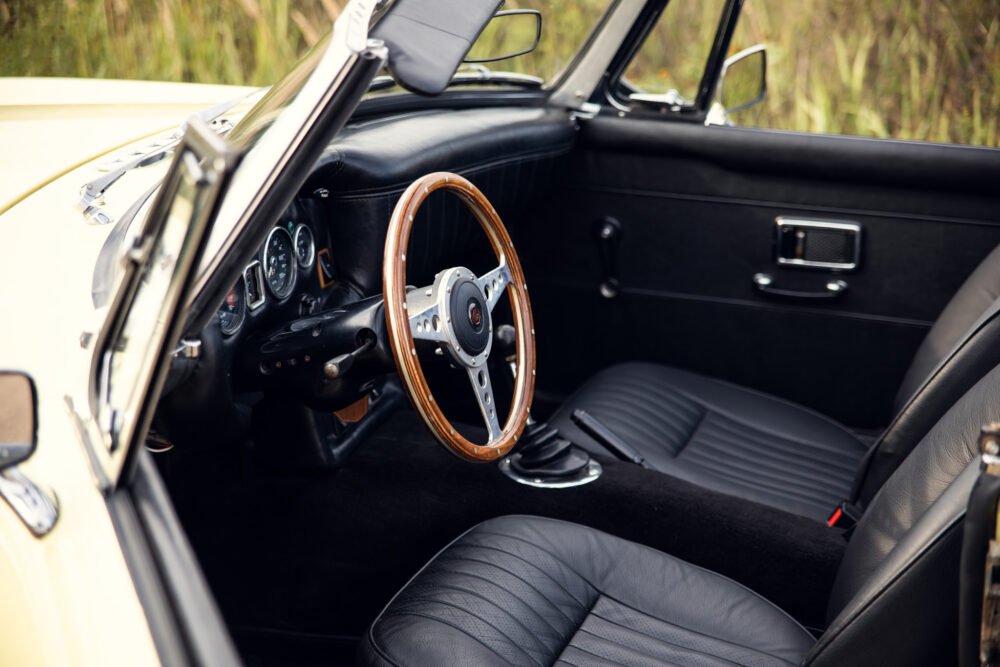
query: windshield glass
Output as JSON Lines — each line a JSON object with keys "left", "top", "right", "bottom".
{"left": 228, "top": 33, "right": 332, "bottom": 147}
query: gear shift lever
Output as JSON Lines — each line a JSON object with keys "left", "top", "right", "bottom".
{"left": 494, "top": 325, "right": 601, "bottom": 488}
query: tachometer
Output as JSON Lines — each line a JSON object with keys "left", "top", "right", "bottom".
{"left": 263, "top": 227, "right": 296, "bottom": 299}
{"left": 294, "top": 223, "right": 315, "bottom": 269}
{"left": 218, "top": 276, "right": 246, "bottom": 336}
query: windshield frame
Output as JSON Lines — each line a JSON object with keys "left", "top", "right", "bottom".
{"left": 186, "top": 0, "right": 387, "bottom": 331}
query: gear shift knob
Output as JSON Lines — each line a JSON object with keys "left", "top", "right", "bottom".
{"left": 494, "top": 324, "right": 516, "bottom": 360}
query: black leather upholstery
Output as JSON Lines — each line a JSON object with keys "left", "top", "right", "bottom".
{"left": 893, "top": 243, "right": 1000, "bottom": 412}
{"left": 550, "top": 242, "right": 1000, "bottom": 519}
{"left": 550, "top": 363, "right": 868, "bottom": 520}
{"left": 367, "top": 362, "right": 1000, "bottom": 666}
{"left": 804, "top": 363, "right": 1000, "bottom": 666}
{"left": 362, "top": 515, "right": 815, "bottom": 667}
{"left": 854, "top": 244, "right": 1000, "bottom": 502}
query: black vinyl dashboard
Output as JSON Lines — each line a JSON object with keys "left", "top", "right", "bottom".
{"left": 166, "top": 105, "right": 575, "bottom": 448}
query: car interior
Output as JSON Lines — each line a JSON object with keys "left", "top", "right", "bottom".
{"left": 146, "top": 3, "right": 1000, "bottom": 666}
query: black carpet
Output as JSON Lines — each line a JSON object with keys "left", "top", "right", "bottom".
{"left": 168, "top": 409, "right": 847, "bottom": 665}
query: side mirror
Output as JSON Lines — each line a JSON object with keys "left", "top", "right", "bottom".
{"left": 0, "top": 372, "right": 36, "bottom": 470}
{"left": 707, "top": 44, "right": 767, "bottom": 125}
{"left": 464, "top": 9, "right": 542, "bottom": 63}
{"left": 0, "top": 371, "right": 55, "bottom": 537}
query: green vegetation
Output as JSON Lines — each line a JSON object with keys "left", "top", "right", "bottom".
{"left": 627, "top": 0, "right": 1000, "bottom": 147}
{"left": 0, "top": 0, "right": 338, "bottom": 85}
{"left": 2, "top": 0, "right": 997, "bottom": 146}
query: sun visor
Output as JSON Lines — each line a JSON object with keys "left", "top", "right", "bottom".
{"left": 371, "top": 0, "right": 504, "bottom": 96}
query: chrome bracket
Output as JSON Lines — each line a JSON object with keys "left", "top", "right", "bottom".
{"left": 0, "top": 467, "right": 58, "bottom": 537}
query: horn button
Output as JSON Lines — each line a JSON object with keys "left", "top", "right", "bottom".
{"left": 450, "top": 279, "right": 490, "bottom": 355}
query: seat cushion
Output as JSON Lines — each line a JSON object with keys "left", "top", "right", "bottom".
{"left": 362, "top": 516, "right": 814, "bottom": 666}
{"left": 549, "top": 363, "right": 869, "bottom": 520}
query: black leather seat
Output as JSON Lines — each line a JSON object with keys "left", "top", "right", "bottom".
{"left": 550, "top": 243, "right": 1000, "bottom": 520}
{"left": 363, "top": 516, "right": 815, "bottom": 666}
{"left": 365, "top": 357, "right": 993, "bottom": 665}
{"left": 552, "top": 363, "right": 868, "bottom": 520}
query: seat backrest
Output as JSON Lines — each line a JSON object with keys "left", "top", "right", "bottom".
{"left": 806, "top": 361, "right": 1000, "bottom": 666}
{"left": 894, "top": 244, "right": 1000, "bottom": 414}
{"left": 852, "top": 243, "right": 1000, "bottom": 505}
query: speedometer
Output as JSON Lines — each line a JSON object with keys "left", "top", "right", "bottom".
{"left": 263, "top": 227, "right": 296, "bottom": 299}
{"left": 218, "top": 276, "right": 246, "bottom": 336}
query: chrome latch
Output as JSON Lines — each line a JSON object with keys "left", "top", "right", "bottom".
{"left": 776, "top": 217, "right": 862, "bottom": 271}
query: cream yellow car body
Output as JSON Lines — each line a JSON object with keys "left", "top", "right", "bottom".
{"left": 0, "top": 77, "right": 256, "bottom": 212}
{"left": 0, "top": 77, "right": 253, "bottom": 667}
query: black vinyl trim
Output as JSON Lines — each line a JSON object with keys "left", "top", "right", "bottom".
{"left": 541, "top": 279, "right": 935, "bottom": 329}
{"left": 572, "top": 184, "right": 1000, "bottom": 229}
{"left": 330, "top": 143, "right": 575, "bottom": 200}
{"left": 578, "top": 118, "right": 1000, "bottom": 195}
{"left": 352, "top": 89, "right": 550, "bottom": 120}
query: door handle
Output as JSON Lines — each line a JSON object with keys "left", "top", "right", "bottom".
{"left": 752, "top": 273, "right": 848, "bottom": 299}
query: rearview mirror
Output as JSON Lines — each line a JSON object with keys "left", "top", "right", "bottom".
{"left": 0, "top": 372, "right": 36, "bottom": 470}
{"left": 707, "top": 44, "right": 767, "bottom": 125}
{"left": 464, "top": 10, "right": 542, "bottom": 63}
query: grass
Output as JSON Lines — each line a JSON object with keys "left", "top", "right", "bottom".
{"left": 1, "top": 0, "right": 997, "bottom": 147}
{"left": 627, "top": 0, "right": 1000, "bottom": 147}
{"left": 0, "top": 0, "right": 340, "bottom": 85}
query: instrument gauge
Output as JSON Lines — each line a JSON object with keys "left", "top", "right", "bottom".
{"left": 294, "top": 223, "right": 316, "bottom": 269}
{"left": 218, "top": 277, "right": 247, "bottom": 336}
{"left": 263, "top": 227, "right": 296, "bottom": 300}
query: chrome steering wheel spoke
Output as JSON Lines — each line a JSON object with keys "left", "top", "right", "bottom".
{"left": 406, "top": 289, "right": 448, "bottom": 343}
{"left": 468, "top": 365, "right": 503, "bottom": 441}
{"left": 477, "top": 260, "right": 512, "bottom": 313}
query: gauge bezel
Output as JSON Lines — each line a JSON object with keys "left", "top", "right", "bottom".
{"left": 293, "top": 223, "right": 316, "bottom": 269}
{"left": 219, "top": 275, "right": 247, "bottom": 336}
{"left": 262, "top": 226, "right": 297, "bottom": 300}
{"left": 244, "top": 260, "right": 266, "bottom": 310}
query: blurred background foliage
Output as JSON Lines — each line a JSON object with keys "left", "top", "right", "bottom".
{"left": 1, "top": 0, "right": 997, "bottom": 146}
{"left": 626, "top": 0, "right": 1000, "bottom": 146}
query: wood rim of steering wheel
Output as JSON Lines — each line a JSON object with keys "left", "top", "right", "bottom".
{"left": 383, "top": 172, "right": 536, "bottom": 461}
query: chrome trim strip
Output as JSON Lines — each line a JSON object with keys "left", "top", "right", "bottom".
{"left": 498, "top": 457, "right": 602, "bottom": 489}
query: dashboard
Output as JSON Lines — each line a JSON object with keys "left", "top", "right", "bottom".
{"left": 161, "top": 106, "right": 575, "bottom": 450}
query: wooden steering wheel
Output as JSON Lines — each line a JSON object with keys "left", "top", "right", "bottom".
{"left": 383, "top": 172, "right": 536, "bottom": 461}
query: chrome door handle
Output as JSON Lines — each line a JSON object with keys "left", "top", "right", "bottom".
{"left": 752, "top": 273, "right": 848, "bottom": 299}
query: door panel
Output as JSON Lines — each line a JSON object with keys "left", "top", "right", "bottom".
{"left": 520, "top": 118, "right": 1000, "bottom": 427}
